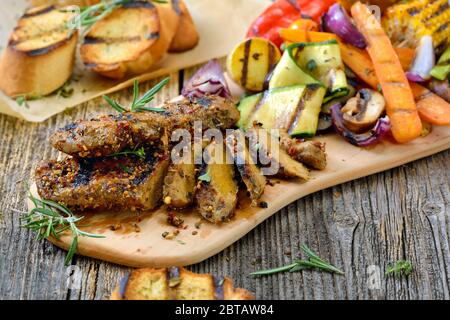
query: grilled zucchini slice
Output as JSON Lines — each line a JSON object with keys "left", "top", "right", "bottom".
{"left": 80, "top": 1, "right": 179, "bottom": 79}
{"left": 0, "top": 5, "right": 78, "bottom": 97}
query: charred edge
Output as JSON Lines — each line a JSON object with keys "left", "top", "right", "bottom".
{"left": 22, "top": 5, "right": 55, "bottom": 18}
{"left": 146, "top": 32, "right": 160, "bottom": 40}
{"left": 171, "top": 0, "right": 182, "bottom": 15}
{"left": 406, "top": 6, "right": 420, "bottom": 16}
{"left": 83, "top": 34, "right": 153, "bottom": 45}
{"left": 11, "top": 32, "right": 75, "bottom": 57}
{"left": 213, "top": 276, "right": 224, "bottom": 300}
{"left": 241, "top": 39, "right": 252, "bottom": 88}
{"left": 122, "top": 0, "right": 155, "bottom": 9}
{"left": 73, "top": 159, "right": 94, "bottom": 187}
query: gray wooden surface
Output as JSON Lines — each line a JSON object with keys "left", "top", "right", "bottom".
{"left": 0, "top": 68, "right": 449, "bottom": 300}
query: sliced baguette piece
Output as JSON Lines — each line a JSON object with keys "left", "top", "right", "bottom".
{"left": 30, "top": 0, "right": 99, "bottom": 6}
{"left": 0, "top": 6, "right": 78, "bottom": 98}
{"left": 196, "top": 141, "right": 238, "bottom": 223}
{"left": 165, "top": 0, "right": 199, "bottom": 52}
{"left": 80, "top": 1, "right": 179, "bottom": 79}
{"left": 110, "top": 267, "right": 254, "bottom": 300}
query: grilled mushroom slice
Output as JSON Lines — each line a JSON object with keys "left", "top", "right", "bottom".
{"left": 341, "top": 89, "right": 385, "bottom": 133}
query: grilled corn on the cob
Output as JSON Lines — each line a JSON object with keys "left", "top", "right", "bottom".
{"left": 383, "top": 0, "right": 450, "bottom": 53}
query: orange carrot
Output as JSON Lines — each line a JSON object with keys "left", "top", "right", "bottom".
{"left": 280, "top": 29, "right": 337, "bottom": 44}
{"left": 410, "top": 83, "right": 450, "bottom": 125}
{"left": 338, "top": 40, "right": 414, "bottom": 87}
{"left": 351, "top": 2, "right": 422, "bottom": 143}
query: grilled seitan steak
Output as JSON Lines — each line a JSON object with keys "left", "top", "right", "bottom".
{"left": 196, "top": 141, "right": 238, "bottom": 223}
{"left": 50, "top": 95, "right": 240, "bottom": 158}
{"left": 111, "top": 267, "right": 254, "bottom": 300}
{"left": 247, "top": 126, "right": 310, "bottom": 180}
{"left": 163, "top": 147, "right": 196, "bottom": 208}
{"left": 226, "top": 130, "right": 266, "bottom": 206}
{"left": 35, "top": 147, "right": 169, "bottom": 211}
{"left": 279, "top": 131, "right": 327, "bottom": 170}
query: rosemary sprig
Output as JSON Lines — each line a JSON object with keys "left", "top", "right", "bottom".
{"left": 19, "top": 193, "right": 105, "bottom": 265}
{"left": 386, "top": 260, "right": 413, "bottom": 277}
{"left": 251, "top": 244, "right": 344, "bottom": 276}
{"left": 55, "top": 81, "right": 74, "bottom": 98}
{"left": 110, "top": 146, "right": 146, "bottom": 159}
{"left": 70, "top": 0, "right": 167, "bottom": 30}
{"left": 102, "top": 78, "right": 169, "bottom": 113}
{"left": 15, "top": 95, "right": 43, "bottom": 108}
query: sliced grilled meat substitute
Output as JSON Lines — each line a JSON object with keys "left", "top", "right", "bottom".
{"left": 196, "top": 141, "right": 238, "bottom": 223}
{"left": 50, "top": 95, "right": 240, "bottom": 158}
{"left": 35, "top": 148, "right": 169, "bottom": 211}
{"left": 247, "top": 126, "right": 310, "bottom": 180}
{"left": 226, "top": 130, "right": 266, "bottom": 206}
{"left": 279, "top": 131, "right": 327, "bottom": 170}
{"left": 163, "top": 147, "right": 196, "bottom": 209}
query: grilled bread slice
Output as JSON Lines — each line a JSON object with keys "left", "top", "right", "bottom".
{"left": 247, "top": 126, "right": 310, "bottom": 180}
{"left": 196, "top": 141, "right": 238, "bottom": 223}
{"left": 226, "top": 130, "right": 266, "bottom": 206}
{"left": 0, "top": 6, "right": 78, "bottom": 98}
{"left": 35, "top": 147, "right": 169, "bottom": 211}
{"left": 80, "top": 1, "right": 179, "bottom": 79}
{"left": 111, "top": 267, "right": 254, "bottom": 300}
{"left": 30, "top": 0, "right": 99, "bottom": 6}
{"left": 165, "top": 0, "right": 199, "bottom": 52}
{"left": 163, "top": 146, "right": 196, "bottom": 208}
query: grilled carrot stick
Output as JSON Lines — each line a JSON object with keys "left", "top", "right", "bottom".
{"left": 351, "top": 2, "right": 422, "bottom": 143}
{"left": 410, "top": 83, "right": 450, "bottom": 126}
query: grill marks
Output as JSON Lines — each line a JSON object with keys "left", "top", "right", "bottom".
{"left": 240, "top": 39, "right": 252, "bottom": 88}
{"left": 83, "top": 33, "right": 160, "bottom": 45}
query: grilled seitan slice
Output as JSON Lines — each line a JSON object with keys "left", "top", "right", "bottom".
{"left": 80, "top": 1, "right": 179, "bottom": 79}
{"left": 247, "top": 126, "right": 310, "bottom": 180}
{"left": 196, "top": 141, "right": 238, "bottom": 223}
{"left": 50, "top": 95, "right": 240, "bottom": 158}
{"left": 165, "top": 0, "right": 199, "bottom": 52}
{"left": 226, "top": 130, "right": 266, "bottom": 206}
{"left": 279, "top": 131, "right": 327, "bottom": 170}
{"left": 35, "top": 147, "right": 169, "bottom": 211}
{"left": 0, "top": 5, "right": 78, "bottom": 97}
{"left": 163, "top": 146, "right": 196, "bottom": 208}
{"left": 111, "top": 267, "right": 254, "bottom": 300}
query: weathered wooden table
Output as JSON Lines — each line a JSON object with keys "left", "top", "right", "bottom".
{"left": 0, "top": 66, "right": 449, "bottom": 300}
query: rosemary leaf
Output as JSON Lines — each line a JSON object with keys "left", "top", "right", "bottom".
{"left": 250, "top": 263, "right": 298, "bottom": 276}
{"left": 102, "top": 95, "right": 127, "bottom": 113}
{"left": 110, "top": 146, "right": 146, "bottom": 159}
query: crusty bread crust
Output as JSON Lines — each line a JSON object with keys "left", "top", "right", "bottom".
{"left": 80, "top": 2, "right": 180, "bottom": 79}
{"left": 110, "top": 267, "right": 254, "bottom": 300}
{"left": 168, "top": 0, "right": 199, "bottom": 53}
{"left": 0, "top": 6, "right": 78, "bottom": 97}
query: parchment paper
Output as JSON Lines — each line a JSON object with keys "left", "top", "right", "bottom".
{"left": 0, "top": 0, "right": 270, "bottom": 122}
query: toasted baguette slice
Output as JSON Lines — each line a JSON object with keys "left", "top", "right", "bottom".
{"left": 30, "top": 0, "right": 99, "bottom": 6}
{"left": 111, "top": 267, "right": 254, "bottom": 300}
{"left": 80, "top": 1, "right": 179, "bottom": 79}
{"left": 196, "top": 141, "right": 238, "bottom": 223}
{"left": 226, "top": 130, "right": 266, "bottom": 206}
{"left": 247, "top": 126, "right": 310, "bottom": 180}
{"left": 165, "top": 0, "right": 199, "bottom": 52}
{"left": 0, "top": 6, "right": 78, "bottom": 97}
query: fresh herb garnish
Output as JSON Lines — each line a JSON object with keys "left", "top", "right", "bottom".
{"left": 56, "top": 81, "right": 74, "bottom": 98}
{"left": 18, "top": 193, "right": 105, "bottom": 265}
{"left": 15, "top": 94, "right": 42, "bottom": 108}
{"left": 110, "top": 146, "right": 146, "bottom": 159}
{"left": 118, "top": 163, "right": 133, "bottom": 174}
{"left": 306, "top": 59, "right": 317, "bottom": 71}
{"left": 69, "top": 0, "right": 167, "bottom": 30}
{"left": 251, "top": 244, "right": 344, "bottom": 276}
{"left": 198, "top": 170, "right": 211, "bottom": 183}
{"left": 103, "top": 78, "right": 169, "bottom": 113}
{"left": 386, "top": 260, "right": 413, "bottom": 277}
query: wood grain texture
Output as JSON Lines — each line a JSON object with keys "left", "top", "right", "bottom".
{"left": 0, "top": 67, "right": 449, "bottom": 300}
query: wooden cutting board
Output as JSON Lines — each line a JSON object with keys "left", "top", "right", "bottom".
{"left": 29, "top": 126, "right": 450, "bottom": 267}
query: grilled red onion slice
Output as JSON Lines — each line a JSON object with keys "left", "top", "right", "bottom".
{"left": 330, "top": 103, "right": 390, "bottom": 146}
{"left": 406, "top": 35, "right": 435, "bottom": 82}
{"left": 182, "top": 59, "right": 232, "bottom": 99}
{"left": 322, "top": 3, "right": 366, "bottom": 49}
